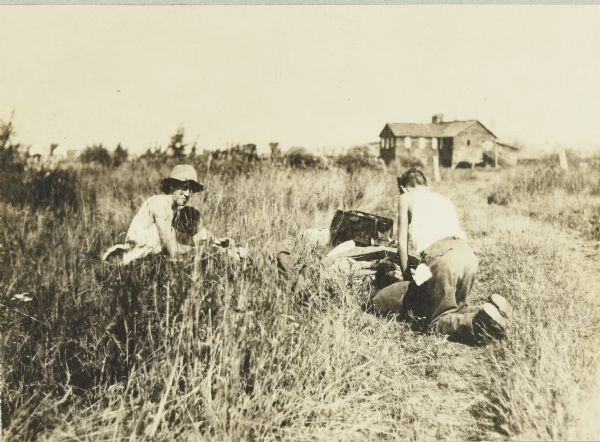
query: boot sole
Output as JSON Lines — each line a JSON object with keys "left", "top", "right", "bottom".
{"left": 474, "top": 303, "right": 507, "bottom": 344}
{"left": 488, "top": 294, "right": 512, "bottom": 318}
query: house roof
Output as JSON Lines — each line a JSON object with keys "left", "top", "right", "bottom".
{"left": 494, "top": 140, "right": 520, "bottom": 151}
{"left": 382, "top": 120, "right": 496, "bottom": 139}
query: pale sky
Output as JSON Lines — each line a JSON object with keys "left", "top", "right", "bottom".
{"left": 1, "top": 5, "right": 600, "bottom": 155}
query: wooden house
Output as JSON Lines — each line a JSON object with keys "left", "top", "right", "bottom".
{"left": 379, "top": 114, "right": 505, "bottom": 168}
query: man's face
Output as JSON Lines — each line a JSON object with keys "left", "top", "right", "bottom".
{"left": 172, "top": 183, "right": 192, "bottom": 207}
{"left": 396, "top": 178, "right": 407, "bottom": 195}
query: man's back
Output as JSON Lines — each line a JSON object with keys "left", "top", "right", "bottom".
{"left": 409, "top": 188, "right": 465, "bottom": 253}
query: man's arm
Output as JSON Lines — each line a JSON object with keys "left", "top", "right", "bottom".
{"left": 193, "top": 226, "right": 232, "bottom": 249}
{"left": 397, "top": 193, "right": 410, "bottom": 276}
{"left": 154, "top": 213, "right": 187, "bottom": 255}
{"left": 193, "top": 227, "right": 213, "bottom": 245}
{"left": 150, "top": 200, "right": 191, "bottom": 256}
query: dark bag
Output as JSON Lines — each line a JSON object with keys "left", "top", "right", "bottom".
{"left": 173, "top": 206, "right": 201, "bottom": 236}
{"left": 329, "top": 210, "right": 393, "bottom": 247}
{"left": 173, "top": 206, "right": 200, "bottom": 246}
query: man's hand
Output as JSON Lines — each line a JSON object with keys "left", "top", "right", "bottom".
{"left": 402, "top": 267, "right": 416, "bottom": 281}
{"left": 214, "top": 237, "right": 232, "bottom": 248}
{"left": 225, "top": 246, "right": 248, "bottom": 262}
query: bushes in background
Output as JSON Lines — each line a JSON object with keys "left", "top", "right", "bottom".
{"left": 334, "top": 146, "right": 383, "bottom": 173}
{"left": 0, "top": 118, "right": 81, "bottom": 215}
{"left": 0, "top": 116, "right": 27, "bottom": 174}
{"left": 79, "top": 144, "right": 112, "bottom": 167}
{"left": 0, "top": 167, "right": 81, "bottom": 215}
{"left": 112, "top": 144, "right": 129, "bottom": 168}
{"left": 285, "top": 147, "right": 323, "bottom": 169}
{"left": 79, "top": 144, "right": 129, "bottom": 168}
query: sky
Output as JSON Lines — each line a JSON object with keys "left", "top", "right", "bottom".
{"left": 1, "top": 5, "right": 600, "bottom": 155}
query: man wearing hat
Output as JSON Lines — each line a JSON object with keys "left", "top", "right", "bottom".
{"left": 103, "top": 164, "right": 225, "bottom": 264}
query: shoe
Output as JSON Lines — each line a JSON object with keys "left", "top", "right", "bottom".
{"left": 473, "top": 303, "right": 507, "bottom": 345}
{"left": 488, "top": 294, "right": 512, "bottom": 318}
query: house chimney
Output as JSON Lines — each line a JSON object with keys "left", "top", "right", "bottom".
{"left": 432, "top": 113, "right": 444, "bottom": 124}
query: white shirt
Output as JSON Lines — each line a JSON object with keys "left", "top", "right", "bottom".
{"left": 122, "top": 195, "right": 176, "bottom": 263}
{"left": 102, "top": 195, "right": 213, "bottom": 265}
{"left": 409, "top": 188, "right": 466, "bottom": 253}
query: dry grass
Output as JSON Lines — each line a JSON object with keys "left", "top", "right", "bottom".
{"left": 1, "top": 161, "right": 599, "bottom": 440}
{"left": 488, "top": 163, "right": 600, "bottom": 240}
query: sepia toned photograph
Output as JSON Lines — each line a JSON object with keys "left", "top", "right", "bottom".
{"left": 1, "top": 5, "right": 599, "bottom": 440}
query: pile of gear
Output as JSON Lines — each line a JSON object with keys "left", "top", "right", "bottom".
{"left": 281, "top": 206, "right": 512, "bottom": 347}
{"left": 278, "top": 209, "right": 418, "bottom": 290}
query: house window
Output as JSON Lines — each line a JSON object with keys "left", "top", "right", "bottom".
{"left": 404, "top": 137, "right": 412, "bottom": 149}
{"left": 419, "top": 137, "right": 426, "bottom": 149}
{"left": 432, "top": 138, "right": 438, "bottom": 150}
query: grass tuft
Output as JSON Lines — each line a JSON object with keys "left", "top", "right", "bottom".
{"left": 1, "top": 162, "right": 599, "bottom": 440}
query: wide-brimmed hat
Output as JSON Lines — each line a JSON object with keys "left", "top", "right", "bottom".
{"left": 161, "top": 164, "right": 204, "bottom": 193}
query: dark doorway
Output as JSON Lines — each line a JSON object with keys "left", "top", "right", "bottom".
{"left": 439, "top": 137, "right": 453, "bottom": 167}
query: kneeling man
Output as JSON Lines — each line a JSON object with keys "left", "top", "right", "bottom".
{"left": 372, "top": 168, "right": 510, "bottom": 345}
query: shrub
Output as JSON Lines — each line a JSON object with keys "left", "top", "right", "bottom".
{"left": 167, "top": 127, "right": 187, "bottom": 160}
{"left": 0, "top": 116, "right": 28, "bottom": 174}
{"left": 285, "top": 147, "right": 323, "bottom": 169}
{"left": 487, "top": 187, "right": 511, "bottom": 206}
{"left": 0, "top": 168, "right": 80, "bottom": 214}
{"left": 207, "top": 144, "right": 261, "bottom": 178}
{"left": 335, "top": 146, "right": 382, "bottom": 173}
{"left": 269, "top": 142, "right": 281, "bottom": 158}
{"left": 79, "top": 144, "right": 112, "bottom": 167}
{"left": 28, "top": 168, "right": 80, "bottom": 213}
{"left": 111, "top": 144, "right": 128, "bottom": 168}
{"left": 0, "top": 117, "right": 80, "bottom": 215}
{"left": 401, "top": 157, "right": 425, "bottom": 169}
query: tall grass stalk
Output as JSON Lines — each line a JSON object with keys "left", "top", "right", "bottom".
{"left": 1, "top": 163, "right": 598, "bottom": 440}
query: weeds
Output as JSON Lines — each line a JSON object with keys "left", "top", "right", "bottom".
{"left": 334, "top": 146, "right": 384, "bottom": 174}
{"left": 488, "top": 162, "right": 600, "bottom": 239}
{"left": 1, "top": 156, "right": 599, "bottom": 440}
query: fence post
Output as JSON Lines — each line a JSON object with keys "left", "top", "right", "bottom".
{"left": 433, "top": 154, "right": 441, "bottom": 182}
{"left": 494, "top": 143, "right": 498, "bottom": 168}
{"left": 559, "top": 149, "right": 569, "bottom": 172}
{"left": 394, "top": 143, "right": 401, "bottom": 172}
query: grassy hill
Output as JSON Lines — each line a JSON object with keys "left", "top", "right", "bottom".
{"left": 1, "top": 160, "right": 599, "bottom": 440}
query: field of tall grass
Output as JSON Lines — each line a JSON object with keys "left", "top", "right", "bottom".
{"left": 1, "top": 146, "right": 600, "bottom": 440}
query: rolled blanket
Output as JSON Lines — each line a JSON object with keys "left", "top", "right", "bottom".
{"left": 101, "top": 242, "right": 157, "bottom": 265}
{"left": 101, "top": 243, "right": 131, "bottom": 262}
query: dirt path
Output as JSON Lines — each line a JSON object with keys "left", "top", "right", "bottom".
{"left": 500, "top": 194, "right": 600, "bottom": 439}
{"left": 444, "top": 175, "right": 600, "bottom": 439}
{"left": 566, "top": 238, "right": 600, "bottom": 440}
